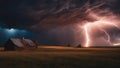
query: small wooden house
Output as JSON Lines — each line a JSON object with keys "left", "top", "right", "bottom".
{"left": 4, "top": 38, "right": 38, "bottom": 51}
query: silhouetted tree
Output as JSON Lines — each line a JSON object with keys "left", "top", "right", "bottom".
{"left": 77, "top": 44, "right": 82, "bottom": 48}
{"left": 67, "top": 44, "right": 71, "bottom": 47}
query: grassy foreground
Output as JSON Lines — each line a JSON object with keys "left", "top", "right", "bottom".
{"left": 0, "top": 46, "right": 120, "bottom": 68}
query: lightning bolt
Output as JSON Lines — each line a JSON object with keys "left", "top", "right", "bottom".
{"left": 82, "top": 19, "right": 120, "bottom": 47}
{"left": 100, "top": 29, "right": 111, "bottom": 43}
{"left": 84, "top": 25, "right": 90, "bottom": 47}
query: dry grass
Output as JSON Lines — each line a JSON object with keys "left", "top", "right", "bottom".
{"left": 0, "top": 46, "right": 120, "bottom": 68}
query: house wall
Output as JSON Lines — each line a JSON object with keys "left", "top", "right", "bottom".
{"left": 4, "top": 40, "right": 15, "bottom": 51}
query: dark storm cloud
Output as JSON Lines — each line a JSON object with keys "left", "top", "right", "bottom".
{"left": 31, "top": 0, "right": 120, "bottom": 31}
{"left": 0, "top": 0, "right": 38, "bottom": 28}
{"left": 1, "top": 0, "right": 119, "bottom": 29}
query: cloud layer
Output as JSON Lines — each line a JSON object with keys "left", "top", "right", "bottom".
{"left": 0, "top": 0, "right": 120, "bottom": 45}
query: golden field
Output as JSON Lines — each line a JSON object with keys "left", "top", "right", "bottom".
{"left": 0, "top": 46, "right": 120, "bottom": 68}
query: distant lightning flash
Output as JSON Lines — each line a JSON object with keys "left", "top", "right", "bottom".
{"left": 113, "top": 43, "right": 120, "bottom": 46}
{"left": 84, "top": 25, "right": 90, "bottom": 47}
{"left": 100, "top": 29, "right": 111, "bottom": 44}
{"left": 82, "top": 18, "right": 120, "bottom": 47}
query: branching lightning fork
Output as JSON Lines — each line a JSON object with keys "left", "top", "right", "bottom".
{"left": 82, "top": 18, "right": 120, "bottom": 47}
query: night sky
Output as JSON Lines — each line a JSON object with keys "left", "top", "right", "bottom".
{"left": 0, "top": 0, "right": 120, "bottom": 46}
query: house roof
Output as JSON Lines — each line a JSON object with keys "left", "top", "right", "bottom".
{"left": 24, "top": 39, "right": 36, "bottom": 46}
{"left": 11, "top": 39, "right": 24, "bottom": 47}
{"left": 10, "top": 38, "right": 36, "bottom": 47}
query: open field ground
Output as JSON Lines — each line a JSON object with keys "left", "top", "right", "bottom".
{"left": 0, "top": 46, "right": 120, "bottom": 68}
